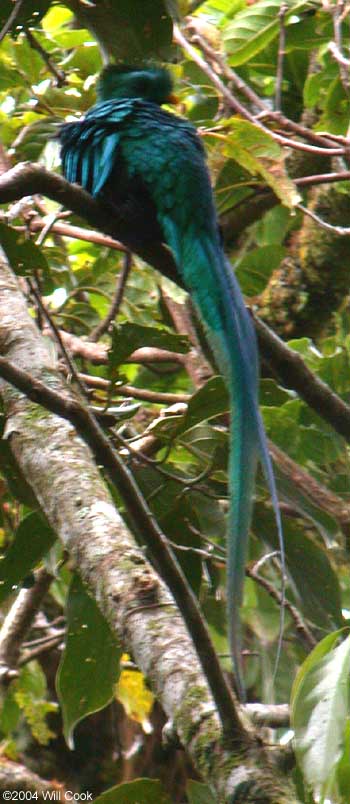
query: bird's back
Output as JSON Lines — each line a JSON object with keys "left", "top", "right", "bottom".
{"left": 61, "top": 98, "right": 220, "bottom": 261}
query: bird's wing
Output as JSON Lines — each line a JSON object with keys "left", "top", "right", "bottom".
{"left": 59, "top": 99, "right": 135, "bottom": 197}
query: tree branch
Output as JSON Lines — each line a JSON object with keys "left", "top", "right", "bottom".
{"left": 255, "top": 316, "right": 350, "bottom": 443}
{"left": 1, "top": 163, "right": 349, "bottom": 447}
{"left": 0, "top": 349, "right": 243, "bottom": 742}
{"left": 0, "top": 247, "right": 300, "bottom": 801}
{"left": 0, "top": 568, "right": 53, "bottom": 681}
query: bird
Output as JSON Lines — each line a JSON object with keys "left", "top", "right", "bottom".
{"left": 59, "top": 64, "right": 283, "bottom": 699}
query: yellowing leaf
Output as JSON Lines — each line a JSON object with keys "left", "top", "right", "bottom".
{"left": 116, "top": 655, "right": 154, "bottom": 734}
{"left": 14, "top": 663, "right": 57, "bottom": 746}
{"left": 223, "top": 118, "right": 301, "bottom": 209}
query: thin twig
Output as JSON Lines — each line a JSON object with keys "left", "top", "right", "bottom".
{"left": 247, "top": 564, "right": 317, "bottom": 650}
{"left": 78, "top": 371, "right": 190, "bottom": 404}
{"left": 245, "top": 702, "right": 289, "bottom": 727}
{"left": 24, "top": 215, "right": 128, "bottom": 252}
{"left": 0, "top": 354, "right": 245, "bottom": 738}
{"left": 295, "top": 170, "right": 350, "bottom": 187}
{"left": 19, "top": 635, "right": 64, "bottom": 666}
{"left": 27, "top": 279, "right": 88, "bottom": 398}
{"left": 297, "top": 202, "right": 350, "bottom": 235}
{"left": 0, "top": 0, "right": 24, "bottom": 43}
{"left": 187, "top": 20, "right": 339, "bottom": 150}
{"left": 90, "top": 251, "right": 132, "bottom": 341}
{"left": 25, "top": 27, "right": 65, "bottom": 86}
{"left": 329, "top": 40, "right": 350, "bottom": 69}
{"left": 174, "top": 25, "right": 345, "bottom": 156}
{"left": 35, "top": 208, "right": 63, "bottom": 247}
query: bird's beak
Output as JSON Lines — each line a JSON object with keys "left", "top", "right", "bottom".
{"left": 166, "top": 93, "right": 180, "bottom": 105}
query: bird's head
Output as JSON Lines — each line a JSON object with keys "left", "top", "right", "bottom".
{"left": 96, "top": 64, "right": 177, "bottom": 105}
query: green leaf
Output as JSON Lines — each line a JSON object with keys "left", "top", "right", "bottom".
{"left": 0, "top": 64, "right": 24, "bottom": 90}
{"left": 56, "top": 574, "right": 121, "bottom": 748}
{"left": 94, "top": 779, "right": 171, "bottom": 804}
{"left": 286, "top": 529, "right": 343, "bottom": 630}
{"left": 215, "top": 159, "right": 252, "bottom": 215}
{"left": 0, "top": 223, "right": 50, "bottom": 277}
{"left": 14, "top": 662, "right": 57, "bottom": 745}
{"left": 173, "top": 376, "right": 229, "bottom": 437}
{"left": 0, "top": 686, "right": 21, "bottom": 736}
{"left": 11, "top": 118, "right": 59, "bottom": 162}
{"left": 291, "top": 632, "right": 350, "bottom": 802}
{"left": 336, "top": 718, "right": 350, "bottom": 802}
{"left": 236, "top": 245, "right": 286, "bottom": 295}
{"left": 187, "top": 779, "right": 217, "bottom": 804}
{"left": 253, "top": 509, "right": 343, "bottom": 631}
{"left": 285, "top": 15, "right": 331, "bottom": 52}
{"left": 275, "top": 467, "right": 339, "bottom": 544}
{"left": 110, "top": 322, "right": 188, "bottom": 370}
{"left": 160, "top": 498, "right": 202, "bottom": 595}
{"left": 0, "top": 512, "right": 56, "bottom": 605}
{"left": 223, "top": 118, "right": 301, "bottom": 208}
{"left": 223, "top": 0, "right": 309, "bottom": 66}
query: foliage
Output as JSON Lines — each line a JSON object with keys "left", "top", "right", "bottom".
{"left": 0, "top": 0, "right": 350, "bottom": 802}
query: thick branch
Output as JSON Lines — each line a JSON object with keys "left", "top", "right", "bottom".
{"left": 0, "top": 249, "right": 300, "bottom": 801}
{"left": 0, "top": 272, "right": 245, "bottom": 747}
{"left": 1, "top": 164, "right": 349, "bottom": 448}
{"left": 256, "top": 316, "right": 350, "bottom": 443}
{"left": 0, "top": 568, "right": 52, "bottom": 680}
{"left": 0, "top": 163, "right": 179, "bottom": 285}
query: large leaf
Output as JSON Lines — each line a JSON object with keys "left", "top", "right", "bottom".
{"left": 172, "top": 376, "right": 228, "bottom": 437}
{"left": 94, "top": 779, "right": 171, "bottom": 804}
{"left": 0, "top": 223, "right": 50, "bottom": 278}
{"left": 187, "top": 780, "right": 217, "bottom": 804}
{"left": 223, "top": 0, "right": 309, "bottom": 65}
{"left": 235, "top": 245, "right": 286, "bottom": 295}
{"left": 0, "top": 512, "right": 56, "bottom": 605}
{"left": 110, "top": 322, "right": 188, "bottom": 370}
{"left": 336, "top": 719, "right": 350, "bottom": 803}
{"left": 56, "top": 575, "right": 121, "bottom": 748}
{"left": 223, "top": 119, "right": 301, "bottom": 208}
{"left": 285, "top": 527, "right": 343, "bottom": 631}
{"left": 160, "top": 498, "right": 203, "bottom": 595}
{"left": 254, "top": 508, "right": 343, "bottom": 631}
{"left": 291, "top": 632, "right": 350, "bottom": 802}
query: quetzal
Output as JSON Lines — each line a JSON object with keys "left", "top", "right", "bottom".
{"left": 59, "top": 64, "right": 283, "bottom": 698}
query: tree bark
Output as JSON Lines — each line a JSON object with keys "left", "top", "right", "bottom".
{"left": 0, "top": 248, "right": 298, "bottom": 801}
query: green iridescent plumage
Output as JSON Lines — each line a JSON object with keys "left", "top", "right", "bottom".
{"left": 59, "top": 64, "right": 283, "bottom": 698}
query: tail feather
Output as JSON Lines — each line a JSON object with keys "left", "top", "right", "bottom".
{"left": 179, "top": 231, "right": 283, "bottom": 699}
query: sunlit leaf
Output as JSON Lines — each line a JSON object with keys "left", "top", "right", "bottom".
{"left": 223, "top": 0, "right": 309, "bottom": 65}
{"left": 291, "top": 632, "right": 350, "bottom": 802}
{"left": 223, "top": 119, "right": 301, "bottom": 208}
{"left": 116, "top": 654, "right": 154, "bottom": 734}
